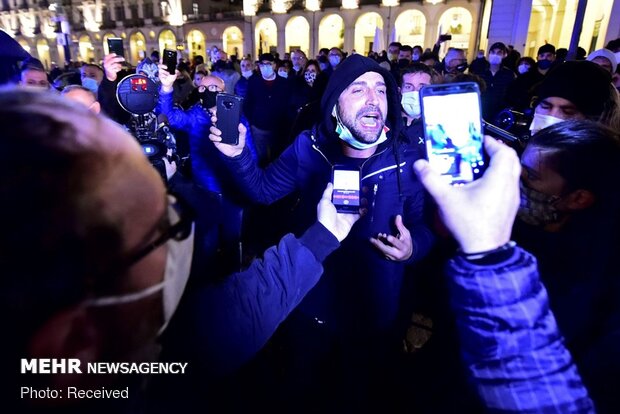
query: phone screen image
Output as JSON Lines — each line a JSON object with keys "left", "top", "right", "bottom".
{"left": 421, "top": 84, "right": 485, "bottom": 184}
{"left": 331, "top": 168, "right": 360, "bottom": 213}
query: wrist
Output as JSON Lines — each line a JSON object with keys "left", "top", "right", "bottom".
{"left": 161, "top": 85, "right": 174, "bottom": 94}
{"left": 458, "top": 241, "right": 516, "bottom": 261}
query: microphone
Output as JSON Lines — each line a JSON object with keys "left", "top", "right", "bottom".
{"left": 156, "top": 113, "right": 170, "bottom": 133}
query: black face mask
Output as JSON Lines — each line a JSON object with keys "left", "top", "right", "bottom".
{"left": 455, "top": 62, "right": 468, "bottom": 73}
{"left": 398, "top": 58, "right": 411, "bottom": 68}
{"left": 199, "top": 90, "right": 218, "bottom": 109}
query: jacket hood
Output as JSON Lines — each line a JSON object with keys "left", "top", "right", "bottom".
{"left": 319, "top": 54, "right": 403, "bottom": 143}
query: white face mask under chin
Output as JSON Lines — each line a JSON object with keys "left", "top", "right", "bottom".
{"left": 529, "top": 112, "right": 564, "bottom": 135}
{"left": 85, "top": 226, "right": 194, "bottom": 336}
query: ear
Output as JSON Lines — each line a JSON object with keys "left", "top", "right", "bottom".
{"left": 28, "top": 305, "right": 103, "bottom": 376}
{"left": 90, "top": 101, "right": 101, "bottom": 115}
{"left": 565, "top": 189, "right": 595, "bottom": 211}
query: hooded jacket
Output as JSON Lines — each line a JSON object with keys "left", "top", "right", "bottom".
{"left": 222, "top": 54, "right": 434, "bottom": 335}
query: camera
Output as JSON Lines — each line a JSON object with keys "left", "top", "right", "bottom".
{"left": 494, "top": 108, "right": 533, "bottom": 141}
{"left": 115, "top": 74, "right": 180, "bottom": 181}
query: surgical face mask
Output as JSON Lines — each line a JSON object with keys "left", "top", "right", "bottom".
{"left": 329, "top": 55, "right": 341, "bottom": 68}
{"left": 241, "top": 70, "right": 253, "bottom": 79}
{"left": 86, "top": 204, "right": 195, "bottom": 336}
{"left": 537, "top": 59, "right": 553, "bottom": 70}
{"left": 304, "top": 71, "right": 316, "bottom": 85}
{"left": 259, "top": 64, "right": 275, "bottom": 79}
{"left": 332, "top": 105, "right": 388, "bottom": 150}
{"left": 517, "top": 181, "right": 561, "bottom": 226}
{"left": 529, "top": 112, "right": 564, "bottom": 134}
{"left": 278, "top": 70, "right": 288, "bottom": 78}
{"left": 199, "top": 90, "right": 218, "bottom": 109}
{"left": 489, "top": 54, "right": 503, "bottom": 65}
{"left": 388, "top": 53, "right": 398, "bottom": 61}
{"left": 82, "top": 77, "right": 99, "bottom": 94}
{"left": 518, "top": 64, "right": 530, "bottom": 74}
{"left": 401, "top": 91, "right": 421, "bottom": 118}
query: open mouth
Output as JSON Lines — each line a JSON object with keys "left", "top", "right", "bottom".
{"left": 359, "top": 113, "right": 380, "bottom": 127}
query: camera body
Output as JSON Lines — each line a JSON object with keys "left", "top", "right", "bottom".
{"left": 115, "top": 74, "right": 179, "bottom": 181}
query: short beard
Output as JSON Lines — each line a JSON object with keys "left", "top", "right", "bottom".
{"left": 338, "top": 104, "right": 384, "bottom": 144}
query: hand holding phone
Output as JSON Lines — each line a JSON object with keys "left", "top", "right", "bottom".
{"left": 163, "top": 49, "right": 177, "bottom": 75}
{"left": 420, "top": 82, "right": 486, "bottom": 185}
{"left": 107, "top": 37, "right": 124, "bottom": 58}
{"left": 318, "top": 183, "right": 361, "bottom": 242}
{"left": 215, "top": 93, "right": 243, "bottom": 145}
{"left": 331, "top": 166, "right": 361, "bottom": 214}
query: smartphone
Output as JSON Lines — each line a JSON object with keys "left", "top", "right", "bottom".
{"left": 163, "top": 49, "right": 177, "bottom": 74}
{"left": 420, "top": 82, "right": 486, "bottom": 185}
{"left": 107, "top": 37, "right": 124, "bottom": 58}
{"left": 331, "top": 166, "right": 361, "bottom": 214}
{"left": 439, "top": 34, "right": 453, "bottom": 42}
{"left": 215, "top": 93, "right": 243, "bottom": 145}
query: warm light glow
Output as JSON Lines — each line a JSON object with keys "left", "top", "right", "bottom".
{"left": 150, "top": 30, "right": 156, "bottom": 38}
{"left": 382, "top": 0, "right": 399, "bottom": 6}
{"left": 243, "top": 0, "right": 258, "bottom": 16}
{"left": 21, "top": 44, "right": 30, "bottom": 52}
{"left": 271, "top": 0, "right": 291, "bottom": 14}
{"left": 341, "top": 0, "right": 358, "bottom": 10}
{"left": 305, "top": 0, "right": 321, "bottom": 12}
{"left": 137, "top": 39, "right": 144, "bottom": 46}
{"left": 425, "top": 0, "right": 442, "bottom": 4}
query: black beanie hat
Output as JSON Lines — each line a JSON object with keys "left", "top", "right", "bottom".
{"left": 537, "top": 61, "right": 612, "bottom": 117}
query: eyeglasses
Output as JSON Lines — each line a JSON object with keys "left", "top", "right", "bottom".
{"left": 123, "top": 193, "right": 194, "bottom": 269}
{"left": 198, "top": 84, "right": 223, "bottom": 92}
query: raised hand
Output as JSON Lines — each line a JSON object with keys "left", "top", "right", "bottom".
{"left": 369, "top": 215, "right": 413, "bottom": 261}
{"left": 413, "top": 136, "right": 521, "bottom": 254}
{"left": 208, "top": 113, "right": 246, "bottom": 157}
{"left": 317, "top": 183, "right": 361, "bottom": 242}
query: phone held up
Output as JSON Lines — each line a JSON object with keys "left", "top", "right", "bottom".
{"left": 107, "top": 38, "right": 124, "bottom": 58}
{"left": 215, "top": 93, "right": 243, "bottom": 145}
{"left": 163, "top": 49, "right": 177, "bottom": 74}
{"left": 420, "top": 82, "right": 487, "bottom": 185}
{"left": 331, "top": 166, "right": 361, "bottom": 214}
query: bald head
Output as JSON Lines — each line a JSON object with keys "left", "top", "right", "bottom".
{"left": 61, "top": 85, "right": 101, "bottom": 114}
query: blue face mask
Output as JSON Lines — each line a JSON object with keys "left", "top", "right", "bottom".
{"left": 537, "top": 59, "right": 553, "bottom": 70}
{"left": 333, "top": 105, "right": 388, "bottom": 150}
{"left": 82, "top": 77, "right": 99, "bottom": 94}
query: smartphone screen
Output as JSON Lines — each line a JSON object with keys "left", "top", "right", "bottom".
{"left": 163, "top": 49, "right": 177, "bottom": 74}
{"left": 331, "top": 167, "right": 360, "bottom": 213}
{"left": 420, "top": 82, "right": 486, "bottom": 185}
{"left": 107, "top": 38, "right": 124, "bottom": 58}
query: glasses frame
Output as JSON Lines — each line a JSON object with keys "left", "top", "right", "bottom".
{"left": 122, "top": 193, "right": 194, "bottom": 269}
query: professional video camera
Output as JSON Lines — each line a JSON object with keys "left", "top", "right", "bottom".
{"left": 481, "top": 108, "right": 534, "bottom": 154}
{"left": 115, "top": 74, "right": 179, "bottom": 181}
{"left": 494, "top": 108, "right": 534, "bottom": 140}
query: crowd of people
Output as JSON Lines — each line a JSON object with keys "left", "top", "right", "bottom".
{"left": 2, "top": 33, "right": 620, "bottom": 413}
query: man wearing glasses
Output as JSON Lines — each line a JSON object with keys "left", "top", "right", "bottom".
{"left": 158, "top": 67, "right": 257, "bottom": 274}
{"left": 2, "top": 88, "right": 359, "bottom": 412}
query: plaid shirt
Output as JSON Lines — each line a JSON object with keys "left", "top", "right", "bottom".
{"left": 447, "top": 247, "right": 596, "bottom": 413}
